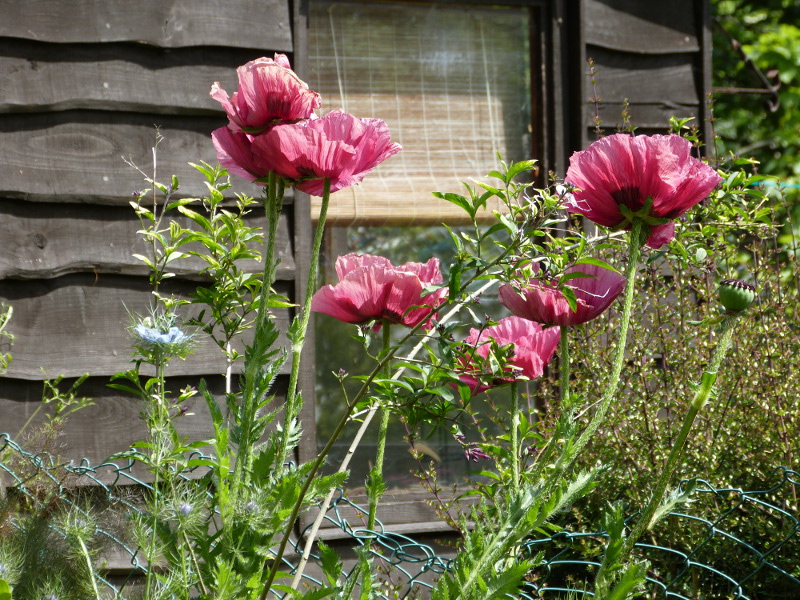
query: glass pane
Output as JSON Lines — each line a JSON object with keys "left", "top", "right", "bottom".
{"left": 315, "top": 226, "right": 520, "bottom": 491}
{"left": 308, "top": 1, "right": 532, "bottom": 225}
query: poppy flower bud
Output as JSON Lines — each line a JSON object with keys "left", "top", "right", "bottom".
{"left": 718, "top": 279, "right": 756, "bottom": 313}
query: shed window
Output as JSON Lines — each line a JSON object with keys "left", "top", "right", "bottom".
{"left": 309, "top": 0, "right": 536, "bottom": 501}
{"left": 308, "top": 0, "right": 532, "bottom": 226}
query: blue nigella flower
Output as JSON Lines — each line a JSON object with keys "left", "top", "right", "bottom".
{"left": 135, "top": 324, "right": 188, "bottom": 345}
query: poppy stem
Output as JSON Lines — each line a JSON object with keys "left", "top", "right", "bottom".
{"left": 279, "top": 178, "right": 332, "bottom": 467}
{"left": 560, "top": 327, "right": 570, "bottom": 406}
{"left": 568, "top": 218, "right": 643, "bottom": 462}
{"left": 510, "top": 381, "right": 521, "bottom": 491}
{"left": 607, "top": 312, "right": 742, "bottom": 582}
{"left": 366, "top": 324, "right": 393, "bottom": 543}
{"left": 236, "top": 173, "right": 284, "bottom": 494}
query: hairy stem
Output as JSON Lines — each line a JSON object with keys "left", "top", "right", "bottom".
{"left": 560, "top": 326, "right": 570, "bottom": 406}
{"left": 562, "top": 219, "right": 643, "bottom": 466}
{"left": 279, "top": 178, "right": 331, "bottom": 467}
{"left": 236, "top": 174, "right": 284, "bottom": 493}
{"left": 365, "top": 324, "right": 393, "bottom": 543}
{"left": 627, "top": 315, "right": 739, "bottom": 547}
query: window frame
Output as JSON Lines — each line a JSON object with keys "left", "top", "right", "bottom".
{"left": 294, "top": 0, "right": 571, "bottom": 533}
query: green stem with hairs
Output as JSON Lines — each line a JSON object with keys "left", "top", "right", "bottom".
{"left": 365, "top": 323, "right": 393, "bottom": 543}
{"left": 510, "top": 381, "right": 521, "bottom": 491}
{"left": 562, "top": 219, "right": 644, "bottom": 466}
{"left": 78, "top": 536, "right": 102, "bottom": 600}
{"left": 278, "top": 178, "right": 331, "bottom": 467}
{"left": 236, "top": 173, "right": 284, "bottom": 493}
{"left": 529, "top": 327, "right": 574, "bottom": 482}
{"left": 595, "top": 313, "right": 742, "bottom": 596}
{"left": 560, "top": 326, "right": 570, "bottom": 406}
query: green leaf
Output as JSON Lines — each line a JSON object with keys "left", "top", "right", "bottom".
{"left": 694, "top": 247, "right": 707, "bottom": 263}
{"left": 0, "top": 579, "right": 11, "bottom": 600}
{"left": 131, "top": 253, "right": 155, "bottom": 268}
{"left": 572, "top": 256, "right": 620, "bottom": 273}
{"left": 166, "top": 197, "right": 197, "bottom": 211}
{"left": 505, "top": 159, "right": 538, "bottom": 181}
{"left": 107, "top": 449, "right": 151, "bottom": 463}
{"left": 606, "top": 561, "right": 647, "bottom": 600}
{"left": 559, "top": 271, "right": 596, "bottom": 284}
{"left": 317, "top": 541, "right": 343, "bottom": 587}
{"left": 434, "top": 192, "right": 474, "bottom": 218}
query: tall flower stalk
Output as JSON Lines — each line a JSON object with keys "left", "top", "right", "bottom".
{"left": 234, "top": 172, "right": 285, "bottom": 492}
{"left": 570, "top": 219, "right": 643, "bottom": 460}
{"left": 365, "top": 323, "right": 393, "bottom": 544}
{"left": 279, "top": 177, "right": 331, "bottom": 467}
{"left": 594, "top": 311, "right": 746, "bottom": 597}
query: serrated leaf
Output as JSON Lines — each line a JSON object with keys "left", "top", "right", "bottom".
{"left": 606, "top": 561, "right": 647, "bottom": 600}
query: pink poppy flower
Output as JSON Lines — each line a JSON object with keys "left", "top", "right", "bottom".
{"left": 211, "top": 110, "right": 401, "bottom": 194}
{"left": 311, "top": 254, "right": 446, "bottom": 328}
{"left": 253, "top": 110, "right": 402, "bottom": 195}
{"left": 210, "top": 54, "right": 321, "bottom": 133}
{"left": 498, "top": 263, "right": 625, "bottom": 327}
{"left": 211, "top": 127, "right": 267, "bottom": 182}
{"left": 565, "top": 134, "right": 722, "bottom": 248}
{"left": 458, "top": 317, "right": 560, "bottom": 394}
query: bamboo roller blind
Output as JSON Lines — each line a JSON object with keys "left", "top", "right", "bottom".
{"left": 308, "top": 1, "right": 532, "bottom": 225}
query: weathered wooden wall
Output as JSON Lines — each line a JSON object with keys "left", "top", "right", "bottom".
{"left": 0, "top": 0, "right": 310, "bottom": 467}
{"left": 0, "top": 0, "right": 713, "bottom": 540}
{"left": 575, "top": 0, "right": 712, "bottom": 147}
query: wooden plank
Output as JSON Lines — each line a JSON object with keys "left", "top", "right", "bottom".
{"left": 1, "top": 0, "right": 293, "bottom": 51}
{"left": 0, "top": 112, "right": 266, "bottom": 202}
{"left": 0, "top": 274, "right": 292, "bottom": 379}
{"left": 584, "top": 0, "right": 700, "bottom": 54}
{"left": 586, "top": 48, "right": 700, "bottom": 104}
{"left": 585, "top": 102, "right": 700, "bottom": 130}
{"left": 0, "top": 40, "right": 256, "bottom": 115}
{"left": 0, "top": 374, "right": 289, "bottom": 480}
{"left": 0, "top": 200, "right": 295, "bottom": 280}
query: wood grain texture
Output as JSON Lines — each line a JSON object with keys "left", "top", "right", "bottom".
{"left": 1, "top": 0, "right": 293, "bottom": 50}
{"left": 584, "top": 0, "right": 700, "bottom": 54}
{"left": 585, "top": 102, "right": 699, "bottom": 129}
{"left": 0, "top": 274, "right": 292, "bottom": 379}
{"left": 587, "top": 49, "right": 699, "bottom": 104}
{"left": 0, "top": 41, "right": 251, "bottom": 115}
{"left": 0, "top": 374, "right": 289, "bottom": 480}
{"left": 0, "top": 111, "right": 266, "bottom": 202}
{"left": 0, "top": 199, "right": 295, "bottom": 280}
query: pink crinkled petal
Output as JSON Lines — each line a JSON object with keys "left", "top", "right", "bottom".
{"left": 211, "top": 127, "right": 263, "bottom": 182}
{"left": 335, "top": 253, "right": 393, "bottom": 280}
{"left": 273, "top": 53, "right": 292, "bottom": 69}
{"left": 645, "top": 222, "right": 676, "bottom": 249}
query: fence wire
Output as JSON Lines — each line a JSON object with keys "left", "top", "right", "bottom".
{"left": 1, "top": 433, "right": 798, "bottom": 599}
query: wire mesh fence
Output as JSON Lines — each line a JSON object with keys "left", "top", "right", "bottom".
{"left": 1, "top": 432, "right": 798, "bottom": 599}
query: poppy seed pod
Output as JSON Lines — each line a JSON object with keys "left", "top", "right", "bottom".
{"left": 718, "top": 279, "right": 756, "bottom": 313}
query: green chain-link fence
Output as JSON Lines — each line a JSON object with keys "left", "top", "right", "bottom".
{"left": 1, "top": 433, "right": 798, "bottom": 599}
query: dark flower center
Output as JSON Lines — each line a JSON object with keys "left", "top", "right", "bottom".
{"left": 611, "top": 185, "right": 644, "bottom": 212}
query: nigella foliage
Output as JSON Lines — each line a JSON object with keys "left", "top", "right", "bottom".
{"left": 0, "top": 490, "right": 113, "bottom": 600}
